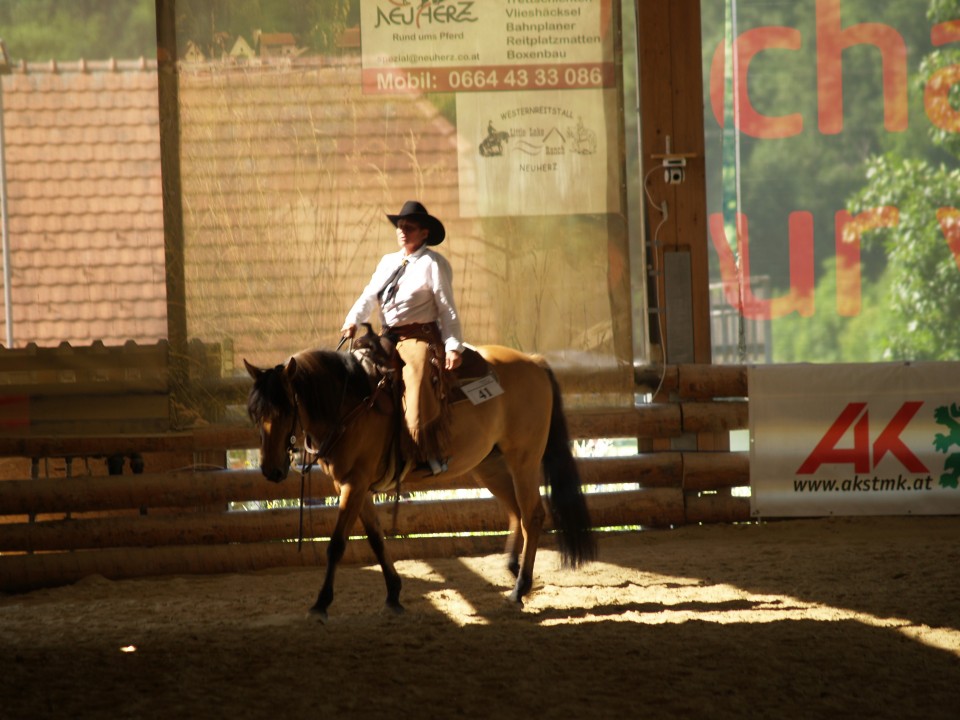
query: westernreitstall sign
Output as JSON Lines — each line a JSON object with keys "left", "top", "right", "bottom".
{"left": 359, "top": 0, "right": 619, "bottom": 217}
{"left": 750, "top": 363, "right": 960, "bottom": 517}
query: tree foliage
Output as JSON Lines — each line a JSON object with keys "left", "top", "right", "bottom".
{"left": 847, "top": 0, "right": 960, "bottom": 361}
{"left": 175, "top": 0, "right": 353, "bottom": 57}
{"left": 0, "top": 0, "right": 355, "bottom": 62}
{"left": 0, "top": 0, "right": 156, "bottom": 61}
{"left": 711, "top": 1, "right": 935, "bottom": 286}
{"left": 705, "top": 0, "right": 960, "bottom": 362}
{"left": 772, "top": 259, "right": 892, "bottom": 362}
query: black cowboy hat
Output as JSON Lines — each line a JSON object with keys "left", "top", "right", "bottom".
{"left": 386, "top": 200, "right": 446, "bottom": 246}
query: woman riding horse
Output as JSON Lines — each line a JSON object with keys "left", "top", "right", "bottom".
{"left": 340, "top": 200, "right": 460, "bottom": 475}
{"left": 245, "top": 341, "right": 595, "bottom": 620}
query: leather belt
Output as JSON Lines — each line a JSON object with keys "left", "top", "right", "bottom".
{"left": 384, "top": 322, "right": 441, "bottom": 343}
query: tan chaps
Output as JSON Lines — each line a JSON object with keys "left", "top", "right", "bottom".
{"left": 394, "top": 329, "right": 449, "bottom": 460}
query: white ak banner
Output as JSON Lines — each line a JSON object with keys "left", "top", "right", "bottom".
{"left": 749, "top": 362, "right": 960, "bottom": 517}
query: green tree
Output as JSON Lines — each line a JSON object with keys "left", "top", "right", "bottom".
{"left": 176, "top": 0, "right": 352, "bottom": 57}
{"left": 0, "top": 0, "right": 355, "bottom": 62}
{"left": 0, "top": 0, "right": 156, "bottom": 61}
{"left": 847, "top": 0, "right": 960, "bottom": 361}
{"left": 704, "top": 0, "right": 959, "bottom": 362}
{"left": 772, "top": 258, "right": 893, "bottom": 362}
{"left": 706, "top": 0, "right": 935, "bottom": 287}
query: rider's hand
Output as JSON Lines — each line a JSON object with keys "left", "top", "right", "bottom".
{"left": 445, "top": 350, "right": 462, "bottom": 371}
{"left": 341, "top": 323, "right": 357, "bottom": 339}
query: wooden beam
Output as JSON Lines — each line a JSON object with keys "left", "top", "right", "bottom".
{"left": 0, "top": 488, "right": 685, "bottom": 555}
{"left": 0, "top": 451, "right": 749, "bottom": 518}
{"left": 155, "top": 0, "right": 189, "bottom": 403}
{"left": 0, "top": 426, "right": 257, "bottom": 458}
{"left": 685, "top": 490, "right": 751, "bottom": 524}
{"left": 682, "top": 451, "right": 749, "bottom": 491}
{"left": 636, "top": 0, "right": 711, "bottom": 364}
{"left": 0, "top": 534, "right": 515, "bottom": 594}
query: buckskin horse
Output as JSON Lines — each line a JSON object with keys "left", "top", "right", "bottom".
{"left": 245, "top": 330, "right": 595, "bottom": 620}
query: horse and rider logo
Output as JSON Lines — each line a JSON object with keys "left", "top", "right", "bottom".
{"left": 480, "top": 121, "right": 509, "bottom": 156}
{"left": 479, "top": 117, "right": 597, "bottom": 158}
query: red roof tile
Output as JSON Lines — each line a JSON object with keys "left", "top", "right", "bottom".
{"left": 1, "top": 60, "right": 166, "bottom": 348}
{"left": 0, "top": 56, "right": 494, "bottom": 365}
{"left": 176, "top": 57, "right": 491, "bottom": 365}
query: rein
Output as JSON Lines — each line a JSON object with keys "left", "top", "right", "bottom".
{"left": 290, "top": 346, "right": 391, "bottom": 548}
{"left": 281, "top": 398, "right": 323, "bottom": 551}
{"left": 308, "top": 377, "right": 388, "bottom": 460}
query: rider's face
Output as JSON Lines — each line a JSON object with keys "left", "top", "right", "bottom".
{"left": 396, "top": 221, "right": 428, "bottom": 254}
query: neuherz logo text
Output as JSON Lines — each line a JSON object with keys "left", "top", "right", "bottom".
{"left": 374, "top": 1, "right": 479, "bottom": 29}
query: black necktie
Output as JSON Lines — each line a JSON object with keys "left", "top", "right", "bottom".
{"left": 377, "top": 258, "right": 408, "bottom": 306}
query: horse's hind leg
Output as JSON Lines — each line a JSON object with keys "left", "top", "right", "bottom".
{"left": 358, "top": 493, "right": 403, "bottom": 615}
{"left": 504, "top": 517, "right": 523, "bottom": 578}
{"left": 502, "top": 452, "right": 546, "bottom": 606}
{"left": 472, "top": 454, "right": 523, "bottom": 578}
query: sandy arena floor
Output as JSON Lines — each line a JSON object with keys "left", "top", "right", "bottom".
{"left": 2, "top": 516, "right": 959, "bottom": 719}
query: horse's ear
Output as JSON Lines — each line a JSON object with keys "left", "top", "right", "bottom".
{"left": 359, "top": 322, "right": 375, "bottom": 339}
{"left": 284, "top": 356, "right": 298, "bottom": 377}
{"left": 243, "top": 359, "right": 262, "bottom": 380}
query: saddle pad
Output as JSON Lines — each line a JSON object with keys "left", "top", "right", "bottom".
{"left": 452, "top": 344, "right": 489, "bottom": 382}
{"left": 447, "top": 345, "right": 502, "bottom": 405}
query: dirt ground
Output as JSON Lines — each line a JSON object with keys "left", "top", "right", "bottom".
{"left": 2, "top": 516, "right": 959, "bottom": 719}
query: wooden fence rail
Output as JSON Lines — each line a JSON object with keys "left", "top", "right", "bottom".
{"left": 0, "top": 363, "right": 751, "bottom": 592}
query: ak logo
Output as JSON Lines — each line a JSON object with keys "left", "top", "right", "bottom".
{"left": 797, "top": 402, "right": 928, "bottom": 474}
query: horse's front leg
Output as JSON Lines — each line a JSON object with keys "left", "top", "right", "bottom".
{"left": 358, "top": 494, "right": 403, "bottom": 615}
{"left": 310, "top": 484, "right": 364, "bottom": 622}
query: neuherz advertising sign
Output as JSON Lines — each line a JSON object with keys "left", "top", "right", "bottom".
{"left": 750, "top": 363, "right": 960, "bottom": 517}
{"left": 359, "top": 0, "right": 619, "bottom": 218}
{"left": 359, "top": 0, "right": 614, "bottom": 94}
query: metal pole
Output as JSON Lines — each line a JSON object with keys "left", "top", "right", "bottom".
{"left": 0, "top": 39, "right": 13, "bottom": 347}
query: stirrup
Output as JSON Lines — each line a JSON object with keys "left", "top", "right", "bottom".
{"left": 427, "top": 457, "right": 448, "bottom": 475}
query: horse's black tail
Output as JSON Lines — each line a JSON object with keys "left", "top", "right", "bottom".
{"left": 542, "top": 365, "right": 597, "bottom": 567}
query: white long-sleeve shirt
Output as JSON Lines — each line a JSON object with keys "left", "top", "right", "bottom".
{"left": 344, "top": 246, "right": 464, "bottom": 353}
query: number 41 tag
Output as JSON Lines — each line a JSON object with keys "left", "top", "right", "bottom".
{"left": 461, "top": 374, "right": 504, "bottom": 405}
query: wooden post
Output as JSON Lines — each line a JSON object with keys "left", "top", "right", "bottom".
{"left": 155, "top": 0, "right": 189, "bottom": 417}
{"left": 636, "top": 0, "right": 711, "bottom": 365}
{"left": 637, "top": 0, "right": 727, "bottom": 460}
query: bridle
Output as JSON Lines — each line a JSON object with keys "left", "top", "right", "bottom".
{"left": 280, "top": 351, "right": 391, "bottom": 548}
{"left": 282, "top": 404, "right": 315, "bottom": 551}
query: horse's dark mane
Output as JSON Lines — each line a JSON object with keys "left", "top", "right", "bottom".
{"left": 291, "top": 350, "right": 371, "bottom": 425}
{"left": 247, "top": 362, "right": 291, "bottom": 422}
{"left": 248, "top": 349, "right": 371, "bottom": 425}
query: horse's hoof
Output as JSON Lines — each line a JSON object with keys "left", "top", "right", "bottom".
{"left": 505, "top": 593, "right": 525, "bottom": 610}
{"left": 307, "top": 605, "right": 329, "bottom": 624}
{"left": 383, "top": 601, "right": 405, "bottom": 617}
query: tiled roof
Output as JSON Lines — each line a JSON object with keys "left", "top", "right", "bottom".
{"left": 177, "top": 57, "right": 492, "bottom": 367}
{"left": 1, "top": 56, "right": 493, "bottom": 366}
{"left": 1, "top": 60, "right": 166, "bottom": 348}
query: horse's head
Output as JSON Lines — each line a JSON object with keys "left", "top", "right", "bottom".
{"left": 245, "top": 357, "right": 299, "bottom": 483}
{"left": 246, "top": 350, "right": 371, "bottom": 481}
